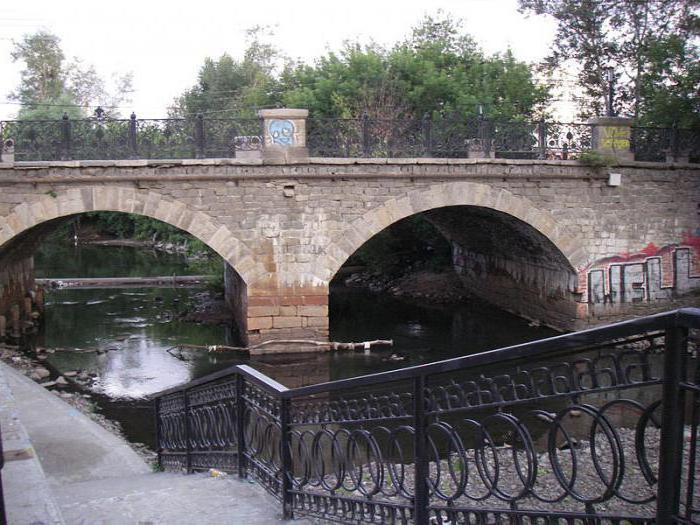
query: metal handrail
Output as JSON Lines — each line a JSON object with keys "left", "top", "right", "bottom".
{"left": 152, "top": 308, "right": 700, "bottom": 524}
{"left": 1, "top": 115, "right": 697, "bottom": 163}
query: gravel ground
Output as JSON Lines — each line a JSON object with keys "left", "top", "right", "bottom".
{"left": 296, "top": 425, "right": 699, "bottom": 521}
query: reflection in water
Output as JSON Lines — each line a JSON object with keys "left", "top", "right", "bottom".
{"left": 34, "top": 243, "right": 563, "bottom": 446}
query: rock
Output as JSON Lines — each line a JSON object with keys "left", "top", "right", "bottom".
{"left": 55, "top": 376, "right": 69, "bottom": 387}
{"left": 64, "top": 370, "right": 78, "bottom": 377}
{"left": 34, "top": 367, "right": 51, "bottom": 379}
{"left": 37, "top": 354, "right": 48, "bottom": 361}
{"left": 40, "top": 381, "right": 56, "bottom": 388}
{"left": 30, "top": 372, "right": 42, "bottom": 381}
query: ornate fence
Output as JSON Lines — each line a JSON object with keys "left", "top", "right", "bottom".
{"left": 153, "top": 308, "right": 700, "bottom": 524}
{"left": 1, "top": 113, "right": 697, "bottom": 162}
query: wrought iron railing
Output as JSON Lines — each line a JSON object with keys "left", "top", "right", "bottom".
{"left": 1, "top": 113, "right": 698, "bottom": 162}
{"left": 152, "top": 308, "right": 700, "bottom": 524}
{"left": 0, "top": 421, "right": 5, "bottom": 525}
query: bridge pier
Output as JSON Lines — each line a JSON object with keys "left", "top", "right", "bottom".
{"left": 246, "top": 286, "right": 329, "bottom": 350}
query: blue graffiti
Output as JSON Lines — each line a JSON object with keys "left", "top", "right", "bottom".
{"left": 269, "top": 119, "right": 295, "bottom": 146}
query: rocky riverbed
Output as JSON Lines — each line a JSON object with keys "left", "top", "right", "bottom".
{"left": 0, "top": 342, "right": 157, "bottom": 465}
{"left": 342, "top": 268, "right": 469, "bottom": 305}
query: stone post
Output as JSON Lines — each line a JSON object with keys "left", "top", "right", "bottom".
{"left": 258, "top": 108, "right": 309, "bottom": 163}
{"left": 588, "top": 116, "right": 634, "bottom": 162}
{"left": 1, "top": 138, "right": 15, "bottom": 163}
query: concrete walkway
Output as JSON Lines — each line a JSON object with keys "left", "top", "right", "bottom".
{"left": 1, "top": 362, "right": 314, "bottom": 524}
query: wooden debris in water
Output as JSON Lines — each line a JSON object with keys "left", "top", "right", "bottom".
{"left": 165, "top": 338, "right": 393, "bottom": 360}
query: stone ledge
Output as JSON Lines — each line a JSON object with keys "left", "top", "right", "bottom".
{"left": 1, "top": 157, "right": 697, "bottom": 171}
{"left": 0, "top": 362, "right": 65, "bottom": 524}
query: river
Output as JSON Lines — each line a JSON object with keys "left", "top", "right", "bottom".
{"left": 32, "top": 243, "right": 558, "bottom": 448}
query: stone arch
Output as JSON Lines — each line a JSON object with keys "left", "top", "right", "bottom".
{"left": 320, "top": 181, "right": 591, "bottom": 281}
{"left": 0, "top": 186, "right": 264, "bottom": 285}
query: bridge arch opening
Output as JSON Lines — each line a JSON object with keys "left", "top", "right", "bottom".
{"left": 0, "top": 187, "right": 257, "bottom": 343}
{"left": 329, "top": 204, "right": 580, "bottom": 331}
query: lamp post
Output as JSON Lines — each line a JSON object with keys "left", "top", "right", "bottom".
{"left": 604, "top": 66, "right": 615, "bottom": 117}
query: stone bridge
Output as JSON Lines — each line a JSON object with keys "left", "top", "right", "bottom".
{"left": 0, "top": 153, "right": 698, "bottom": 347}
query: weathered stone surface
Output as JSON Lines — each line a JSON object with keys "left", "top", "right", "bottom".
{"left": 247, "top": 316, "right": 273, "bottom": 331}
{"left": 272, "top": 316, "right": 303, "bottom": 329}
{"left": 0, "top": 159, "right": 698, "bottom": 345}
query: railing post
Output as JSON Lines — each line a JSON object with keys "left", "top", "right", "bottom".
{"left": 656, "top": 324, "right": 688, "bottom": 524}
{"left": 670, "top": 122, "right": 679, "bottom": 162}
{"left": 236, "top": 374, "right": 247, "bottom": 478}
{"left": 184, "top": 389, "right": 192, "bottom": 473}
{"left": 0, "top": 421, "right": 6, "bottom": 525}
{"left": 361, "top": 112, "right": 371, "bottom": 157}
{"left": 60, "top": 112, "right": 71, "bottom": 160}
{"left": 195, "top": 113, "right": 205, "bottom": 159}
{"left": 478, "top": 115, "right": 492, "bottom": 157}
{"left": 422, "top": 113, "right": 432, "bottom": 157}
{"left": 413, "top": 375, "right": 429, "bottom": 524}
{"left": 538, "top": 118, "right": 547, "bottom": 159}
{"left": 128, "top": 112, "right": 138, "bottom": 159}
{"left": 280, "top": 396, "right": 293, "bottom": 519}
{"left": 154, "top": 397, "right": 162, "bottom": 471}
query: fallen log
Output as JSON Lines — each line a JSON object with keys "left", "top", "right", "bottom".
{"left": 36, "top": 275, "right": 212, "bottom": 289}
{"left": 165, "top": 338, "right": 393, "bottom": 358}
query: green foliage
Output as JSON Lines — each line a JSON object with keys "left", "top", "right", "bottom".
{"left": 169, "top": 26, "right": 282, "bottom": 118}
{"left": 348, "top": 215, "right": 452, "bottom": 275}
{"left": 79, "top": 211, "right": 225, "bottom": 292}
{"left": 173, "top": 15, "right": 548, "bottom": 122}
{"left": 518, "top": 0, "right": 699, "bottom": 126}
{"left": 10, "top": 31, "right": 66, "bottom": 105}
{"left": 10, "top": 30, "right": 132, "bottom": 119}
{"left": 577, "top": 150, "right": 617, "bottom": 168}
{"left": 280, "top": 14, "right": 548, "bottom": 120}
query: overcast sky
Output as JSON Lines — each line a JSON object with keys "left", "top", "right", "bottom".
{"left": 0, "top": 0, "right": 560, "bottom": 120}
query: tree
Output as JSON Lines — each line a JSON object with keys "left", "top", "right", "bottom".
{"left": 10, "top": 31, "right": 66, "bottom": 107}
{"left": 280, "top": 14, "right": 549, "bottom": 121}
{"left": 9, "top": 30, "right": 132, "bottom": 120}
{"left": 169, "top": 26, "right": 283, "bottom": 118}
{"left": 518, "top": 0, "right": 700, "bottom": 126}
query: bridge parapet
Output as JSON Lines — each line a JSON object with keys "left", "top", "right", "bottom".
{"left": 1, "top": 112, "right": 697, "bottom": 164}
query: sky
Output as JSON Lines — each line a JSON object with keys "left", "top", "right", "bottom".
{"left": 0, "top": 0, "right": 565, "bottom": 120}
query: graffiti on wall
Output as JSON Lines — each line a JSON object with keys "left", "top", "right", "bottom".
{"left": 584, "top": 235, "right": 700, "bottom": 305}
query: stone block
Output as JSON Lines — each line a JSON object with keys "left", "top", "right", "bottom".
{"left": 305, "top": 316, "right": 330, "bottom": 328}
{"left": 248, "top": 316, "right": 273, "bottom": 330}
{"left": 248, "top": 306, "right": 280, "bottom": 317}
{"left": 303, "top": 295, "right": 328, "bottom": 306}
{"left": 298, "top": 305, "right": 328, "bottom": 317}
{"left": 272, "top": 316, "right": 303, "bottom": 328}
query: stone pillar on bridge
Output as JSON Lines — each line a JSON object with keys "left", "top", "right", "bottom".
{"left": 258, "top": 108, "right": 309, "bottom": 164}
{"left": 588, "top": 116, "right": 634, "bottom": 162}
{"left": 1, "top": 138, "right": 15, "bottom": 163}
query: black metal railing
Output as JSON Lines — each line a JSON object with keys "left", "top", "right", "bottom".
{"left": 0, "top": 421, "right": 5, "bottom": 525}
{"left": 1, "top": 114, "right": 698, "bottom": 163}
{"left": 153, "top": 308, "right": 700, "bottom": 524}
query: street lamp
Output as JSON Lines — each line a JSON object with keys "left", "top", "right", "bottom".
{"left": 604, "top": 66, "right": 615, "bottom": 117}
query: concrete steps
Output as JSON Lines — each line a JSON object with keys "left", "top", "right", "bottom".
{"left": 0, "top": 362, "right": 313, "bottom": 524}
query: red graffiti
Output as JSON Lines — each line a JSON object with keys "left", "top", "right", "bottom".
{"left": 587, "top": 235, "right": 700, "bottom": 268}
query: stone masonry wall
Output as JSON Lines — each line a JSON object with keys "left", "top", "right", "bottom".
{"left": 0, "top": 158, "right": 697, "bottom": 341}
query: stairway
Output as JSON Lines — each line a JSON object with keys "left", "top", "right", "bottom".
{"left": 0, "top": 362, "right": 311, "bottom": 524}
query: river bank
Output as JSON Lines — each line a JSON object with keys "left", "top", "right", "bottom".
{"left": 341, "top": 266, "right": 469, "bottom": 305}
{"left": 0, "top": 342, "right": 157, "bottom": 464}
